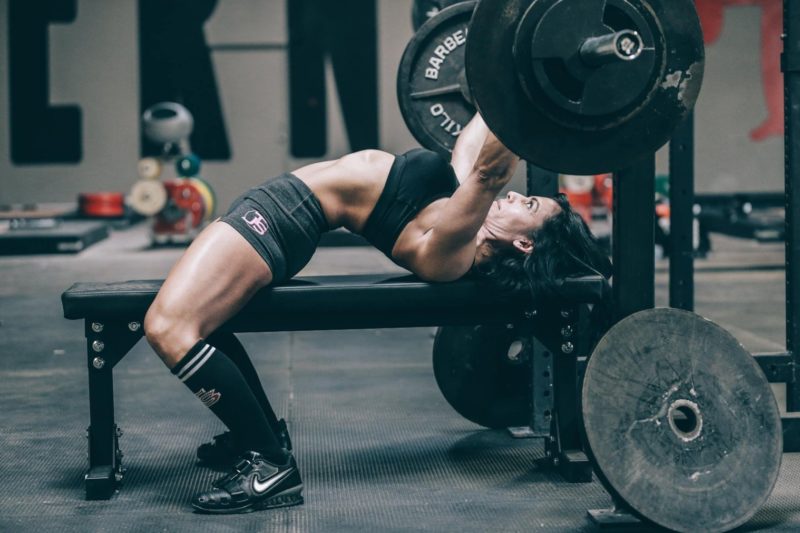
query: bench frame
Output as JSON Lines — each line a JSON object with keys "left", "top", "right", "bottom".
{"left": 77, "top": 291, "right": 597, "bottom": 500}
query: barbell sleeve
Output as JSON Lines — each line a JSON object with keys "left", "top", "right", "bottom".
{"left": 579, "top": 30, "right": 643, "bottom": 66}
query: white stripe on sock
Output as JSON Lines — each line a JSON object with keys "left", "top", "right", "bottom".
{"left": 180, "top": 347, "right": 216, "bottom": 383}
{"left": 176, "top": 344, "right": 211, "bottom": 379}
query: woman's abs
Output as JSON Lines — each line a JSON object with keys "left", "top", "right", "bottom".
{"left": 291, "top": 150, "right": 396, "bottom": 232}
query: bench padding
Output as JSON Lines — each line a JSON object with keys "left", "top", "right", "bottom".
{"left": 62, "top": 274, "right": 606, "bottom": 332}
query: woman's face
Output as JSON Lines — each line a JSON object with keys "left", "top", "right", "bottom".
{"left": 490, "top": 191, "right": 561, "bottom": 238}
{"left": 479, "top": 191, "right": 562, "bottom": 255}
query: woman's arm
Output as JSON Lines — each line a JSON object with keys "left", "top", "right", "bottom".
{"left": 450, "top": 114, "right": 492, "bottom": 183}
{"left": 413, "top": 127, "right": 520, "bottom": 280}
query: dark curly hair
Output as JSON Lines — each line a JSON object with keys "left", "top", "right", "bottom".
{"left": 473, "top": 193, "right": 612, "bottom": 298}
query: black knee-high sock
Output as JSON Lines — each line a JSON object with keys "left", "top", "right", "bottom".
{"left": 206, "top": 331, "right": 282, "bottom": 431}
{"left": 173, "top": 340, "right": 286, "bottom": 463}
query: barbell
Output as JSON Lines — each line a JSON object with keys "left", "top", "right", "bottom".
{"left": 398, "top": 0, "right": 705, "bottom": 175}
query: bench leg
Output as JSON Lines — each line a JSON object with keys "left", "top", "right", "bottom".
{"left": 530, "top": 335, "right": 554, "bottom": 437}
{"left": 86, "top": 360, "right": 122, "bottom": 500}
{"left": 83, "top": 320, "right": 141, "bottom": 500}
{"left": 555, "top": 304, "right": 594, "bottom": 482}
{"left": 529, "top": 304, "right": 593, "bottom": 483}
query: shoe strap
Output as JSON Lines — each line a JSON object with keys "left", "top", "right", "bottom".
{"left": 214, "top": 458, "right": 253, "bottom": 488}
{"left": 233, "top": 451, "right": 263, "bottom": 472}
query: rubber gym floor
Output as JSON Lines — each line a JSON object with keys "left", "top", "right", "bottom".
{"left": 1, "top": 225, "right": 799, "bottom": 532}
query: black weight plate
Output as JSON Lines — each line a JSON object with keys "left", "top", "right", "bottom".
{"left": 433, "top": 325, "right": 531, "bottom": 429}
{"left": 398, "top": 2, "right": 477, "bottom": 157}
{"left": 466, "top": 0, "right": 704, "bottom": 174}
{"left": 582, "top": 308, "right": 782, "bottom": 533}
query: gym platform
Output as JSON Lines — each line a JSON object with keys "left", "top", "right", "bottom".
{"left": 1, "top": 225, "right": 799, "bottom": 532}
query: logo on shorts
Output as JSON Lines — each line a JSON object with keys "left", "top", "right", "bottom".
{"left": 195, "top": 388, "right": 222, "bottom": 408}
{"left": 242, "top": 209, "right": 269, "bottom": 236}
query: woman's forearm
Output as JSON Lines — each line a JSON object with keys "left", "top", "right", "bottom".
{"left": 450, "top": 114, "right": 492, "bottom": 182}
{"left": 451, "top": 114, "right": 519, "bottom": 190}
{"left": 471, "top": 131, "right": 520, "bottom": 190}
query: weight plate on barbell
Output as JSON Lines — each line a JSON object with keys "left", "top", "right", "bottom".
{"left": 582, "top": 308, "right": 781, "bottom": 533}
{"left": 433, "top": 324, "right": 532, "bottom": 429}
{"left": 466, "top": 0, "right": 704, "bottom": 174}
{"left": 398, "top": 2, "right": 476, "bottom": 157}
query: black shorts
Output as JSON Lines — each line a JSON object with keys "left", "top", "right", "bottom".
{"left": 219, "top": 173, "right": 329, "bottom": 283}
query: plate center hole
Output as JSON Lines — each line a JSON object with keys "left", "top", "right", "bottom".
{"left": 668, "top": 399, "right": 702, "bottom": 441}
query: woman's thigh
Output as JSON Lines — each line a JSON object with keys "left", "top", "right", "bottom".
{"left": 147, "top": 221, "right": 273, "bottom": 354}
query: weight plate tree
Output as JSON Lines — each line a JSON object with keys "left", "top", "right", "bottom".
{"left": 464, "top": 0, "right": 704, "bottom": 174}
{"left": 582, "top": 308, "right": 782, "bottom": 533}
{"left": 398, "top": 2, "right": 477, "bottom": 157}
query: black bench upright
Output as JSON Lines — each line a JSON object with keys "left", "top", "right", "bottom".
{"left": 61, "top": 273, "right": 606, "bottom": 500}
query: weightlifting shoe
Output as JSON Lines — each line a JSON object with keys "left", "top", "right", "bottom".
{"left": 192, "top": 451, "right": 303, "bottom": 514}
{"left": 197, "top": 419, "right": 293, "bottom": 466}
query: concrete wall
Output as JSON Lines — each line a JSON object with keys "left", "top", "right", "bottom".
{"left": 0, "top": 1, "right": 784, "bottom": 208}
{"left": 691, "top": 5, "right": 783, "bottom": 193}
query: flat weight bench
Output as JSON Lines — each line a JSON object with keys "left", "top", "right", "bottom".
{"left": 61, "top": 273, "right": 607, "bottom": 500}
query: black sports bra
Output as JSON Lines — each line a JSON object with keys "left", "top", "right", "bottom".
{"left": 361, "top": 149, "right": 459, "bottom": 257}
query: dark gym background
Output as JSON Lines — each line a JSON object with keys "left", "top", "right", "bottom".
{"left": 1, "top": 1, "right": 796, "bottom": 532}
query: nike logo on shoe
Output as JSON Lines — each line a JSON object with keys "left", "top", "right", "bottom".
{"left": 252, "top": 467, "right": 294, "bottom": 494}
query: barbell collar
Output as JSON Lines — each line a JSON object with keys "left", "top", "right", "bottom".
{"left": 579, "top": 30, "right": 643, "bottom": 67}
